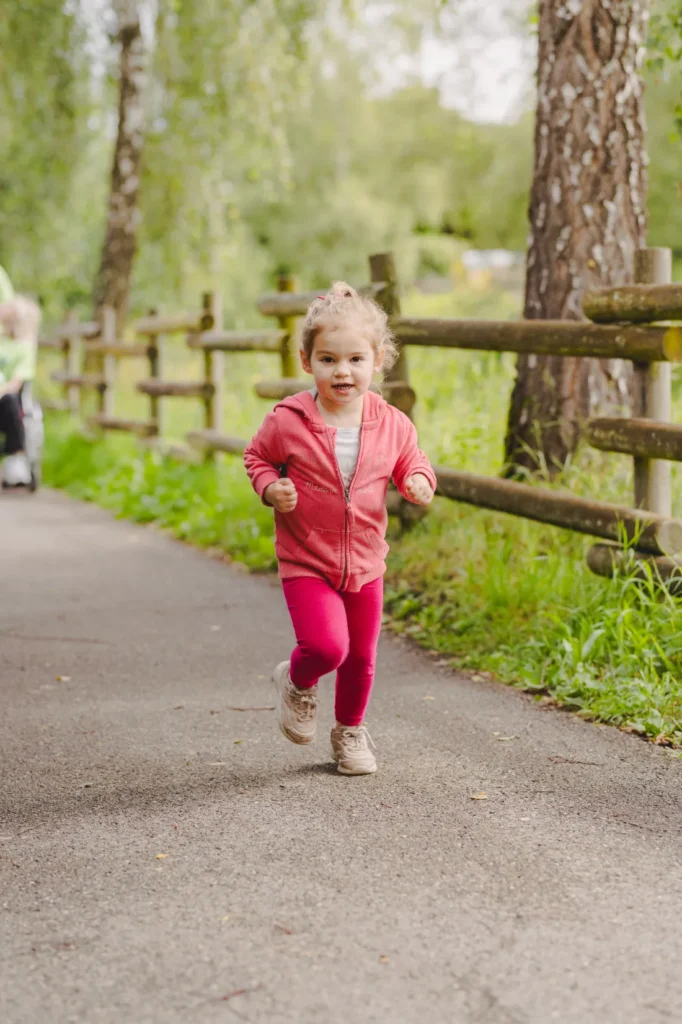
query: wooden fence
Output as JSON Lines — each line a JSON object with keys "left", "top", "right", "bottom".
{"left": 38, "top": 247, "right": 682, "bottom": 587}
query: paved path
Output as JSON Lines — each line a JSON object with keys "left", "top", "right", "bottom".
{"left": 2, "top": 490, "right": 682, "bottom": 1024}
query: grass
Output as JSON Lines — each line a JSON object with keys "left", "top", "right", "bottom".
{"left": 38, "top": 278, "right": 682, "bottom": 748}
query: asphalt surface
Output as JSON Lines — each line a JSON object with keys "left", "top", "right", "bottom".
{"left": 2, "top": 489, "right": 682, "bottom": 1024}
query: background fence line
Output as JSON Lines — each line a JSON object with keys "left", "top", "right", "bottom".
{"left": 38, "top": 246, "right": 682, "bottom": 585}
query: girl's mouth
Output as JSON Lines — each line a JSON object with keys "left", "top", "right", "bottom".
{"left": 332, "top": 383, "right": 353, "bottom": 393}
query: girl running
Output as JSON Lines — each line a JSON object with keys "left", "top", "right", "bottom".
{"left": 244, "top": 282, "right": 436, "bottom": 775}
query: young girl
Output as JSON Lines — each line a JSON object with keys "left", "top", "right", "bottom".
{"left": 244, "top": 282, "right": 436, "bottom": 775}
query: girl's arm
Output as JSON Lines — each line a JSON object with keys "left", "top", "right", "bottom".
{"left": 244, "top": 412, "right": 286, "bottom": 504}
{"left": 391, "top": 419, "right": 437, "bottom": 502}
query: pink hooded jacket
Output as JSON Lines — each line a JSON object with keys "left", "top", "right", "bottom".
{"left": 244, "top": 390, "right": 436, "bottom": 592}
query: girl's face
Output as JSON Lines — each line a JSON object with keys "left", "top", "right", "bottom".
{"left": 301, "top": 322, "right": 384, "bottom": 409}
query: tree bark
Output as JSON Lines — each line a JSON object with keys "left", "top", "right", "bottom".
{"left": 92, "top": 1, "right": 148, "bottom": 331}
{"left": 504, "top": 0, "right": 649, "bottom": 477}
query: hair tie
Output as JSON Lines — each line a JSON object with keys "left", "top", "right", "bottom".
{"left": 318, "top": 295, "right": 327, "bottom": 301}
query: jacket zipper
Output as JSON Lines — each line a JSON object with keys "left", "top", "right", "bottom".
{"left": 343, "top": 426, "right": 365, "bottom": 591}
{"left": 327, "top": 424, "right": 365, "bottom": 592}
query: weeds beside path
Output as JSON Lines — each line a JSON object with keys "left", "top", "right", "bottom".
{"left": 44, "top": 425, "right": 682, "bottom": 747}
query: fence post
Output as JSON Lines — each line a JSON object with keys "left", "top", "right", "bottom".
{"left": 369, "top": 252, "right": 410, "bottom": 397}
{"left": 276, "top": 274, "right": 298, "bottom": 378}
{"left": 146, "top": 307, "right": 164, "bottom": 442}
{"left": 369, "top": 252, "right": 425, "bottom": 524}
{"left": 201, "top": 290, "right": 223, "bottom": 460}
{"left": 101, "top": 306, "right": 116, "bottom": 418}
{"left": 633, "top": 247, "right": 672, "bottom": 516}
{"left": 63, "top": 310, "right": 80, "bottom": 416}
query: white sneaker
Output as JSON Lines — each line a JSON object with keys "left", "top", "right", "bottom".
{"left": 330, "top": 724, "right": 377, "bottom": 775}
{"left": 272, "top": 661, "right": 318, "bottom": 745}
{"left": 3, "top": 452, "right": 32, "bottom": 487}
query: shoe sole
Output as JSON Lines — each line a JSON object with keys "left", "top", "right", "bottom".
{"left": 330, "top": 750, "right": 378, "bottom": 775}
{"left": 272, "top": 662, "right": 316, "bottom": 746}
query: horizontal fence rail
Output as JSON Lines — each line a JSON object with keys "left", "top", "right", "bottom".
{"left": 393, "top": 318, "right": 682, "bottom": 362}
{"left": 256, "top": 281, "right": 385, "bottom": 319}
{"left": 587, "top": 543, "right": 682, "bottom": 594}
{"left": 187, "top": 329, "right": 286, "bottom": 353}
{"left": 88, "top": 415, "right": 158, "bottom": 437}
{"left": 584, "top": 283, "right": 682, "bottom": 324}
{"left": 186, "top": 429, "right": 247, "bottom": 455}
{"left": 434, "top": 468, "right": 682, "bottom": 556}
{"left": 133, "top": 311, "right": 214, "bottom": 335}
{"left": 586, "top": 417, "right": 682, "bottom": 462}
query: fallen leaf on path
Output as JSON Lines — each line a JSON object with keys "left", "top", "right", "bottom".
{"left": 234, "top": 740, "right": 243, "bottom": 745}
{"left": 423, "top": 695, "right": 435, "bottom": 701}
{"left": 548, "top": 756, "right": 603, "bottom": 766}
{"left": 174, "top": 705, "right": 184, "bottom": 710}
{"left": 274, "top": 922, "right": 294, "bottom": 935}
{"left": 208, "top": 762, "right": 227, "bottom": 766}
{"left": 379, "top": 955, "right": 390, "bottom": 964}
{"left": 496, "top": 735, "right": 518, "bottom": 742}
{"left": 257, "top": 675, "right": 265, "bottom": 679}
{"left": 225, "top": 705, "right": 275, "bottom": 712}
{"left": 471, "top": 792, "right": 488, "bottom": 801}
{"left": 220, "top": 985, "right": 263, "bottom": 1003}
{"left": 156, "top": 853, "right": 168, "bottom": 860}
{"left": 56, "top": 675, "right": 71, "bottom": 682}
{"left": 221, "top": 915, "right": 231, "bottom": 923}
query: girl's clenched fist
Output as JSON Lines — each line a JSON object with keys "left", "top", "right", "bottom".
{"left": 264, "top": 478, "right": 298, "bottom": 513}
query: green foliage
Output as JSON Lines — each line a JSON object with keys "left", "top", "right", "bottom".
{"left": 385, "top": 504, "right": 682, "bottom": 747}
{"left": 43, "top": 425, "right": 276, "bottom": 571}
{"left": 4, "top": 0, "right": 682, "bottom": 322}
{"left": 0, "top": 1, "right": 107, "bottom": 316}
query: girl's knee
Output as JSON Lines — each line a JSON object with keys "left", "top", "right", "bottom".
{"left": 300, "top": 636, "right": 348, "bottom": 673}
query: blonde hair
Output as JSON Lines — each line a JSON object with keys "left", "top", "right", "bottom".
{"left": 301, "top": 281, "right": 398, "bottom": 371}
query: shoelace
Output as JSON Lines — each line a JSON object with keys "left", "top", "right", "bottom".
{"left": 289, "top": 687, "right": 318, "bottom": 721}
{"left": 339, "top": 726, "right": 375, "bottom": 752}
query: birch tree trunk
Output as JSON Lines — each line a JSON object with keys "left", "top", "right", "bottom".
{"left": 92, "top": 0, "right": 148, "bottom": 331}
{"left": 504, "top": 0, "right": 649, "bottom": 477}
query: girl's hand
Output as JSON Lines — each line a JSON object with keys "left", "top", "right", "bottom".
{"left": 264, "top": 478, "right": 298, "bottom": 513}
{"left": 404, "top": 474, "right": 434, "bottom": 506}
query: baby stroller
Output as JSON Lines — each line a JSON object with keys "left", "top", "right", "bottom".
{"left": 0, "top": 382, "right": 44, "bottom": 492}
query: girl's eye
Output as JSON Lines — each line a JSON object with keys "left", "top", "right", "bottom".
{"left": 321, "top": 357, "right": 334, "bottom": 364}
{"left": 351, "top": 356, "right": 364, "bottom": 363}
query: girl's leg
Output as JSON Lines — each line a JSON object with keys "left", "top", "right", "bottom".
{"left": 282, "top": 577, "right": 350, "bottom": 689}
{"left": 335, "top": 577, "right": 384, "bottom": 726}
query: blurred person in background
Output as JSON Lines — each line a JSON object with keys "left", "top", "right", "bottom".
{"left": 0, "top": 264, "right": 41, "bottom": 487}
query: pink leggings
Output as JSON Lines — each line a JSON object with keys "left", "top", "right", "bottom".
{"left": 282, "top": 576, "right": 383, "bottom": 727}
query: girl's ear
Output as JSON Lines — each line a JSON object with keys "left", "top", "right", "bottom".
{"left": 373, "top": 346, "right": 386, "bottom": 373}
{"left": 300, "top": 348, "right": 313, "bottom": 375}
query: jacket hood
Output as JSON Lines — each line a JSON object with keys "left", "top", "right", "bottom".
{"left": 274, "top": 388, "right": 388, "bottom": 433}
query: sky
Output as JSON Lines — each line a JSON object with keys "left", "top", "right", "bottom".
{"left": 421, "top": 32, "right": 533, "bottom": 123}
{"left": 367, "top": 1, "right": 535, "bottom": 124}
